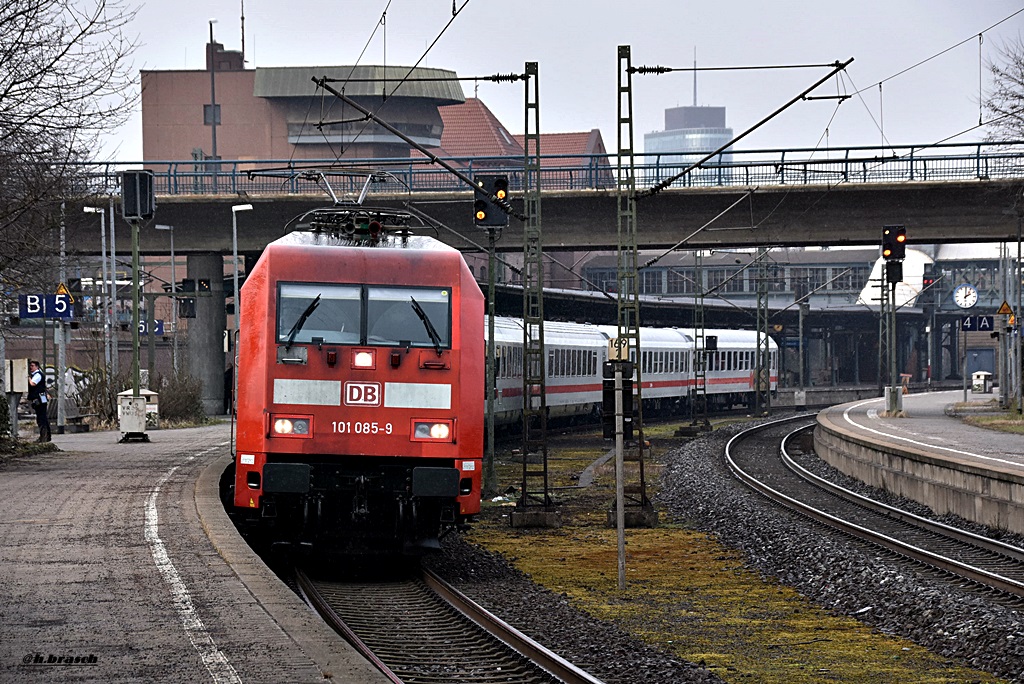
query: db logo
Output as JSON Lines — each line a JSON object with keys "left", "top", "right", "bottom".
{"left": 344, "top": 382, "right": 381, "bottom": 406}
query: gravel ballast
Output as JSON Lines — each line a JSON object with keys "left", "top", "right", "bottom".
{"left": 429, "top": 423, "right": 1024, "bottom": 682}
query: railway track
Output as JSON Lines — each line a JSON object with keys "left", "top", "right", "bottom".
{"left": 725, "top": 416, "right": 1024, "bottom": 604}
{"left": 295, "top": 566, "right": 604, "bottom": 684}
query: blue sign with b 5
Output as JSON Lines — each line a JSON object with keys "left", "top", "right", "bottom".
{"left": 19, "top": 294, "right": 73, "bottom": 319}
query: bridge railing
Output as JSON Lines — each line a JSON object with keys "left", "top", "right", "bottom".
{"left": 81, "top": 141, "right": 1024, "bottom": 197}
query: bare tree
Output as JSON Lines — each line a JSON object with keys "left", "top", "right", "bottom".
{"left": 0, "top": 0, "right": 138, "bottom": 290}
{"left": 985, "top": 36, "right": 1024, "bottom": 141}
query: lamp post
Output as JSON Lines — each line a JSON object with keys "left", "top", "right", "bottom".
{"left": 84, "top": 207, "right": 110, "bottom": 371}
{"left": 1011, "top": 214, "right": 1019, "bottom": 413}
{"left": 155, "top": 225, "right": 177, "bottom": 376}
{"left": 107, "top": 197, "right": 118, "bottom": 379}
{"left": 231, "top": 204, "right": 253, "bottom": 414}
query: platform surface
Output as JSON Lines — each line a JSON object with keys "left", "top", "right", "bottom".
{"left": 0, "top": 423, "right": 387, "bottom": 683}
{"left": 820, "top": 389, "right": 1024, "bottom": 474}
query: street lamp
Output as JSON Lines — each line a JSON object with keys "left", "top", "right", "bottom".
{"left": 231, "top": 204, "right": 253, "bottom": 413}
{"left": 84, "top": 207, "right": 110, "bottom": 370}
{"left": 155, "top": 224, "right": 177, "bottom": 375}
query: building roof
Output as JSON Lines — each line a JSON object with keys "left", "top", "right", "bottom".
{"left": 425, "top": 98, "right": 523, "bottom": 158}
{"left": 512, "top": 130, "right": 607, "bottom": 166}
{"left": 253, "top": 65, "right": 465, "bottom": 102}
{"left": 410, "top": 97, "right": 611, "bottom": 179}
{"left": 936, "top": 243, "right": 1023, "bottom": 261}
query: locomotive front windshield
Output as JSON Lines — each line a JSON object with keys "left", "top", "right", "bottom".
{"left": 278, "top": 283, "right": 361, "bottom": 345}
{"left": 277, "top": 283, "right": 451, "bottom": 349}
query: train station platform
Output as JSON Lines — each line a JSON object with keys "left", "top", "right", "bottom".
{"left": 814, "top": 389, "right": 1024, "bottom": 536}
{"left": 0, "top": 423, "right": 387, "bottom": 683}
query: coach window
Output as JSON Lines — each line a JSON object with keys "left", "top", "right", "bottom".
{"left": 278, "top": 283, "right": 360, "bottom": 345}
{"left": 367, "top": 286, "right": 451, "bottom": 348}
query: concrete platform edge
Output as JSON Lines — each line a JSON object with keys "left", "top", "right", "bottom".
{"left": 194, "top": 453, "right": 389, "bottom": 682}
{"left": 815, "top": 406, "right": 1024, "bottom": 536}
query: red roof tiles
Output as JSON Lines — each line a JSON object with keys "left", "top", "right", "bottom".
{"left": 418, "top": 98, "right": 609, "bottom": 164}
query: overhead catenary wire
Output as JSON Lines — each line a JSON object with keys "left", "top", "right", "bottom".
{"left": 640, "top": 189, "right": 758, "bottom": 269}
{"left": 850, "top": 6, "right": 1024, "bottom": 97}
{"left": 631, "top": 62, "right": 844, "bottom": 74}
{"left": 635, "top": 59, "right": 854, "bottom": 200}
{"left": 326, "top": 1, "right": 471, "bottom": 154}
{"left": 768, "top": 110, "right": 1024, "bottom": 238}
{"left": 836, "top": 6, "right": 1024, "bottom": 147}
{"left": 290, "top": 0, "right": 392, "bottom": 162}
{"left": 735, "top": 14, "right": 1023, "bottom": 239}
{"left": 315, "top": 77, "right": 525, "bottom": 221}
{"left": 298, "top": 1, "right": 469, "bottom": 165}
{"left": 316, "top": 73, "right": 528, "bottom": 127}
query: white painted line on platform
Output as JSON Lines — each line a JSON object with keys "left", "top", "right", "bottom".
{"left": 145, "top": 446, "right": 241, "bottom": 684}
{"left": 843, "top": 399, "right": 1022, "bottom": 469}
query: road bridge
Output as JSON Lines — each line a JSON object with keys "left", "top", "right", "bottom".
{"left": 71, "top": 142, "right": 1024, "bottom": 256}
{"left": 64, "top": 143, "right": 1020, "bottom": 416}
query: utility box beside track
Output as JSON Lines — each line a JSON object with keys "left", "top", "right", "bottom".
{"left": 972, "top": 371, "right": 993, "bottom": 394}
{"left": 118, "top": 389, "right": 159, "bottom": 440}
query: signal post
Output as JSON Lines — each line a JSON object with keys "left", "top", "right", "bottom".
{"left": 881, "top": 225, "right": 906, "bottom": 415}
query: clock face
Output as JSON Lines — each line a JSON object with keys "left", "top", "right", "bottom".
{"left": 954, "top": 284, "right": 978, "bottom": 309}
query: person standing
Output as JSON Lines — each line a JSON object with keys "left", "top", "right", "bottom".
{"left": 27, "top": 360, "right": 51, "bottom": 442}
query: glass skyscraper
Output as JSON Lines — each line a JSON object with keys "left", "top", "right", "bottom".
{"left": 644, "top": 106, "right": 733, "bottom": 186}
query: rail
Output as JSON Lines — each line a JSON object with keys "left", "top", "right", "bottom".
{"left": 79, "top": 141, "right": 1024, "bottom": 197}
{"left": 295, "top": 566, "right": 604, "bottom": 684}
{"left": 726, "top": 419, "right": 1024, "bottom": 600}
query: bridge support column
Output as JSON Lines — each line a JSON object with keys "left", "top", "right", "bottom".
{"left": 187, "top": 252, "right": 226, "bottom": 415}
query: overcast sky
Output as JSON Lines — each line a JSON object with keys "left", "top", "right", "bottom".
{"left": 106, "top": 0, "right": 1024, "bottom": 160}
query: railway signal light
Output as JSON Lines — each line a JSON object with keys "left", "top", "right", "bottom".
{"left": 473, "top": 197, "right": 488, "bottom": 224}
{"left": 922, "top": 264, "right": 935, "bottom": 288}
{"left": 472, "top": 174, "right": 510, "bottom": 227}
{"left": 121, "top": 169, "right": 155, "bottom": 220}
{"left": 602, "top": 360, "right": 634, "bottom": 440}
{"left": 881, "top": 225, "right": 906, "bottom": 261}
{"left": 894, "top": 226, "right": 906, "bottom": 259}
{"left": 493, "top": 176, "right": 508, "bottom": 201}
{"left": 920, "top": 264, "right": 936, "bottom": 304}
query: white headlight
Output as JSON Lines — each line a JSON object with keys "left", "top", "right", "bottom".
{"left": 413, "top": 420, "right": 453, "bottom": 442}
{"left": 272, "top": 417, "right": 310, "bottom": 436}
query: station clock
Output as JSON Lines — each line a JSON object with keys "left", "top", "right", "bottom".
{"left": 953, "top": 283, "right": 978, "bottom": 309}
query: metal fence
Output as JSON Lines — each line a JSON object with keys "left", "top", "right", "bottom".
{"left": 79, "top": 141, "right": 1024, "bottom": 197}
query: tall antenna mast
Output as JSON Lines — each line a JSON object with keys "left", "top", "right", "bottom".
{"left": 240, "top": 0, "right": 246, "bottom": 63}
{"left": 693, "top": 47, "right": 697, "bottom": 106}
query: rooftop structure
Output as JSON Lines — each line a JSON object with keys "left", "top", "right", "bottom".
{"left": 142, "top": 39, "right": 465, "bottom": 161}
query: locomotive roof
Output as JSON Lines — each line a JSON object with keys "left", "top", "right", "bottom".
{"left": 269, "top": 230, "right": 458, "bottom": 253}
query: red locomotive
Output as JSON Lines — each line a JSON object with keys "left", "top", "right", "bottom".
{"left": 232, "top": 215, "right": 483, "bottom": 555}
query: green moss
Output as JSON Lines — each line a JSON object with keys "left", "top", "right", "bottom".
{"left": 961, "top": 412, "right": 1024, "bottom": 434}
{"left": 471, "top": 425, "right": 1007, "bottom": 683}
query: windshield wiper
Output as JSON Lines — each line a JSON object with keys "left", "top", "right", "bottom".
{"left": 284, "top": 295, "right": 321, "bottom": 350}
{"left": 410, "top": 296, "right": 443, "bottom": 356}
